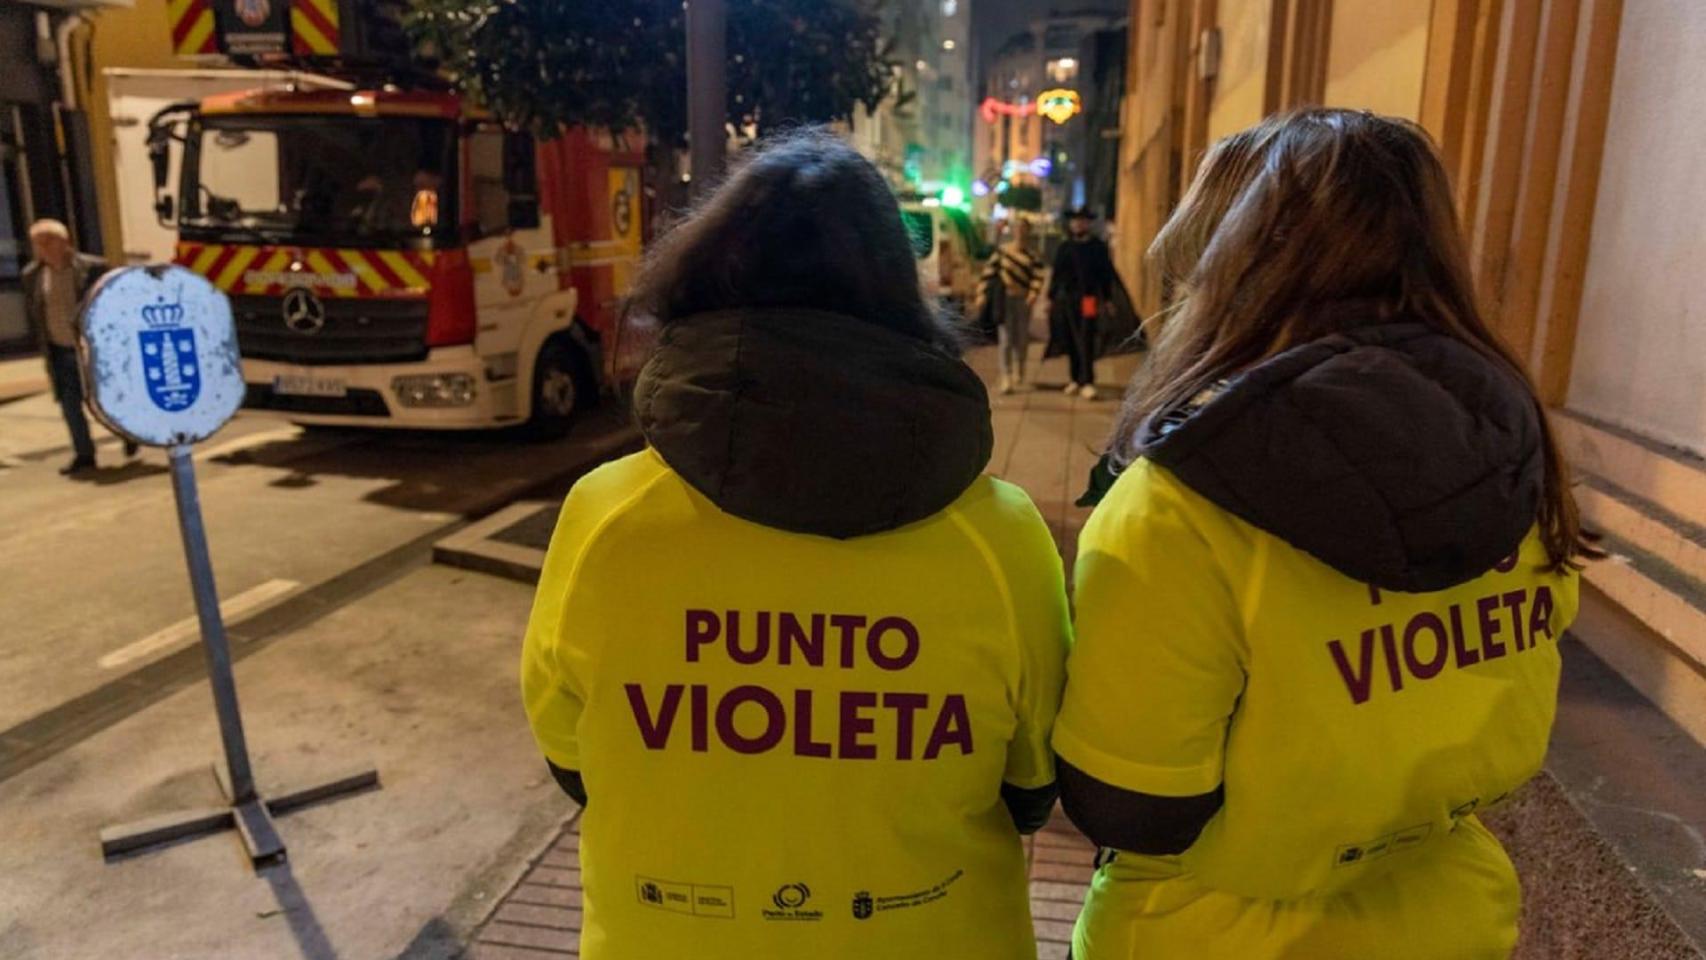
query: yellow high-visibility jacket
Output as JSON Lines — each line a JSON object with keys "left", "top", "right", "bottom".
{"left": 522, "top": 309, "right": 1071, "bottom": 960}
{"left": 1057, "top": 320, "right": 1580, "bottom": 959}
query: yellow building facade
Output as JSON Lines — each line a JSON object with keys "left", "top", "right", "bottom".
{"left": 62, "top": 0, "right": 183, "bottom": 261}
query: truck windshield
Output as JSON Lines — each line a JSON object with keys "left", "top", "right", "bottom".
{"left": 181, "top": 116, "right": 456, "bottom": 247}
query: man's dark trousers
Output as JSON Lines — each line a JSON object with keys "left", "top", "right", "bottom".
{"left": 47, "top": 345, "right": 95, "bottom": 461}
{"left": 1067, "top": 313, "right": 1098, "bottom": 387}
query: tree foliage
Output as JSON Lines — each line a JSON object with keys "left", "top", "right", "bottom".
{"left": 405, "top": 0, "right": 905, "bottom": 144}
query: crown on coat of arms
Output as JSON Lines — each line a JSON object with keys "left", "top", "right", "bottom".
{"left": 140, "top": 300, "right": 185, "bottom": 328}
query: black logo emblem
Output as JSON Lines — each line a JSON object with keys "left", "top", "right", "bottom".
{"left": 639, "top": 881, "right": 664, "bottom": 905}
{"left": 772, "top": 883, "right": 811, "bottom": 910}
{"left": 281, "top": 287, "right": 326, "bottom": 334}
{"left": 852, "top": 891, "right": 873, "bottom": 920}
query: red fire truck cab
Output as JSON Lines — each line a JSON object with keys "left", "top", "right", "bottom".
{"left": 148, "top": 6, "right": 647, "bottom": 434}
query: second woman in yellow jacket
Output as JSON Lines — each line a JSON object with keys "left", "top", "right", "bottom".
{"left": 1056, "top": 109, "right": 1582, "bottom": 959}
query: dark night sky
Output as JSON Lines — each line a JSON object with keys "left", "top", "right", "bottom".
{"left": 973, "top": 0, "right": 1052, "bottom": 80}
{"left": 975, "top": 0, "right": 1052, "bottom": 52}
{"left": 972, "top": 0, "right": 1126, "bottom": 87}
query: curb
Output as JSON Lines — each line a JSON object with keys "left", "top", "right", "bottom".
{"left": 0, "top": 374, "right": 49, "bottom": 404}
{"left": 433, "top": 502, "right": 554, "bottom": 585}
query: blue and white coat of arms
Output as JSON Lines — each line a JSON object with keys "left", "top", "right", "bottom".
{"left": 139, "top": 301, "right": 201, "bottom": 412}
{"left": 82, "top": 266, "right": 242, "bottom": 447}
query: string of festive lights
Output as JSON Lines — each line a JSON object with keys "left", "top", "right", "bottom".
{"left": 978, "top": 89, "right": 1082, "bottom": 126}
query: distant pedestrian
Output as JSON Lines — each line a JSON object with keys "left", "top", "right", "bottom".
{"left": 1048, "top": 206, "right": 1120, "bottom": 399}
{"left": 976, "top": 217, "right": 1045, "bottom": 394}
{"left": 1057, "top": 110, "right": 1583, "bottom": 960}
{"left": 22, "top": 220, "right": 131, "bottom": 475}
{"left": 521, "top": 130, "right": 1069, "bottom": 960}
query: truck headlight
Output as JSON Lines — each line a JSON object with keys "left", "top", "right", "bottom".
{"left": 392, "top": 373, "right": 477, "bottom": 407}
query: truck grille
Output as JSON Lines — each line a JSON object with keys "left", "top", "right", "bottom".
{"left": 232, "top": 295, "right": 429, "bottom": 366}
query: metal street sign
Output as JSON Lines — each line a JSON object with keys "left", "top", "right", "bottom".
{"left": 85, "top": 265, "right": 377, "bottom": 870}
{"left": 81, "top": 266, "right": 244, "bottom": 448}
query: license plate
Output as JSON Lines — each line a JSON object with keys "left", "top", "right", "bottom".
{"left": 273, "top": 374, "right": 348, "bottom": 398}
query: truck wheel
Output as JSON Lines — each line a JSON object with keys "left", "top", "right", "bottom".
{"left": 525, "top": 338, "right": 583, "bottom": 440}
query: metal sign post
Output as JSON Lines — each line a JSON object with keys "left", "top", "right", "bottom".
{"left": 83, "top": 265, "right": 377, "bottom": 868}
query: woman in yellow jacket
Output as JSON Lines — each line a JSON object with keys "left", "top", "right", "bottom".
{"left": 520, "top": 131, "right": 1071, "bottom": 960}
{"left": 1054, "top": 109, "right": 1582, "bottom": 959}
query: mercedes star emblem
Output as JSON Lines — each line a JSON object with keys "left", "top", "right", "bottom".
{"left": 281, "top": 287, "right": 326, "bottom": 334}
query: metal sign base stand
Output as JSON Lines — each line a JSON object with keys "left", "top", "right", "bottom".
{"left": 98, "top": 446, "right": 379, "bottom": 869}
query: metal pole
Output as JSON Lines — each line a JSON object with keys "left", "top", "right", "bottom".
{"left": 166, "top": 444, "right": 257, "bottom": 805}
{"left": 685, "top": 0, "right": 727, "bottom": 197}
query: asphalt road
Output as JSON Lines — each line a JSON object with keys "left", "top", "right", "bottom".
{"left": 0, "top": 389, "right": 635, "bottom": 771}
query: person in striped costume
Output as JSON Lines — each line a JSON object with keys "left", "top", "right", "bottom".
{"left": 977, "top": 218, "right": 1046, "bottom": 394}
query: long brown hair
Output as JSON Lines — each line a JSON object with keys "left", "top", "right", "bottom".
{"left": 1113, "top": 109, "right": 1580, "bottom": 569}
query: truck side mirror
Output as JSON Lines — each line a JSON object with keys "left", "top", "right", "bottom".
{"left": 155, "top": 194, "right": 175, "bottom": 224}
{"left": 148, "top": 135, "right": 171, "bottom": 191}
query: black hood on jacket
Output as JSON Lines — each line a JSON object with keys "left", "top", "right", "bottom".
{"left": 635, "top": 308, "right": 993, "bottom": 539}
{"left": 1141, "top": 317, "right": 1543, "bottom": 593}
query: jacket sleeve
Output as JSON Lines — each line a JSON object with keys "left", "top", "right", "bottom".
{"left": 546, "top": 758, "right": 588, "bottom": 806}
{"left": 1002, "top": 780, "right": 1059, "bottom": 834}
{"left": 1048, "top": 245, "right": 1069, "bottom": 297}
{"left": 20, "top": 264, "right": 43, "bottom": 347}
{"left": 975, "top": 255, "right": 1000, "bottom": 308}
{"left": 998, "top": 490, "right": 1072, "bottom": 801}
{"left": 76, "top": 255, "right": 109, "bottom": 301}
{"left": 522, "top": 457, "right": 668, "bottom": 796}
{"left": 519, "top": 483, "right": 613, "bottom": 773}
{"left": 1095, "top": 240, "right": 1118, "bottom": 296}
{"left": 1053, "top": 462, "right": 1246, "bottom": 798}
{"left": 521, "top": 575, "right": 587, "bottom": 773}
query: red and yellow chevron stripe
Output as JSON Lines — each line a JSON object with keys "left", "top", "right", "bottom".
{"left": 175, "top": 243, "right": 435, "bottom": 299}
{"left": 290, "top": 0, "right": 340, "bottom": 55}
{"left": 167, "top": 0, "right": 219, "bottom": 57}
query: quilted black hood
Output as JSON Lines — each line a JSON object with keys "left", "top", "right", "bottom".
{"left": 635, "top": 308, "right": 993, "bottom": 539}
{"left": 1140, "top": 317, "right": 1543, "bottom": 592}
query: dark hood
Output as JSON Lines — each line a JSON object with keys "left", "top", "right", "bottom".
{"left": 635, "top": 308, "right": 993, "bottom": 539}
{"left": 1141, "top": 317, "right": 1543, "bottom": 592}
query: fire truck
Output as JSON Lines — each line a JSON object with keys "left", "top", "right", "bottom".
{"left": 145, "top": 0, "right": 647, "bottom": 435}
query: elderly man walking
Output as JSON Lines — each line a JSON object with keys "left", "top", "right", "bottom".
{"left": 22, "top": 219, "right": 133, "bottom": 475}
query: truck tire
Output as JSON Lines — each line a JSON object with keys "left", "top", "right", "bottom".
{"left": 525, "top": 337, "right": 587, "bottom": 440}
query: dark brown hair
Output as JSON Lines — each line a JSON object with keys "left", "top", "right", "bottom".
{"left": 630, "top": 128, "right": 957, "bottom": 349}
{"left": 1113, "top": 109, "right": 1580, "bottom": 569}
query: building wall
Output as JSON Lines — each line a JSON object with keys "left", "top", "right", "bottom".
{"left": 1321, "top": 0, "right": 1429, "bottom": 119}
{"left": 1207, "top": 0, "right": 1272, "bottom": 140}
{"left": 928, "top": 0, "right": 972, "bottom": 185}
{"left": 82, "top": 0, "right": 182, "bottom": 261}
{"left": 1566, "top": 0, "right": 1706, "bottom": 457}
{"left": 0, "top": 6, "right": 56, "bottom": 105}
{"left": 1112, "top": 0, "right": 1186, "bottom": 314}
